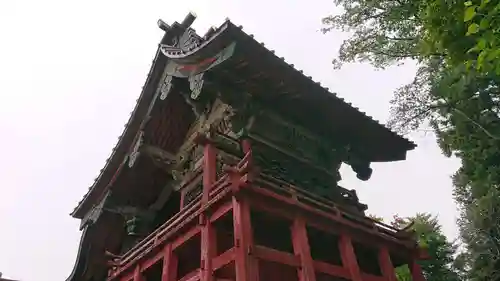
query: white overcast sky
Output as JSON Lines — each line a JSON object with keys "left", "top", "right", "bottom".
{"left": 0, "top": 1, "right": 460, "bottom": 280}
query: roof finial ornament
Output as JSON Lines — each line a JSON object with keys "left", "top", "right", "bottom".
{"left": 181, "top": 12, "right": 197, "bottom": 28}
{"left": 157, "top": 19, "right": 171, "bottom": 32}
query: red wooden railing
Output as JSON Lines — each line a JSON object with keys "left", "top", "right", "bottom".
{"left": 107, "top": 137, "right": 420, "bottom": 280}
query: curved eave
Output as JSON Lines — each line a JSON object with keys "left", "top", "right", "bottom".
{"left": 65, "top": 226, "right": 92, "bottom": 281}
{"left": 162, "top": 21, "right": 416, "bottom": 162}
{"left": 71, "top": 47, "right": 168, "bottom": 219}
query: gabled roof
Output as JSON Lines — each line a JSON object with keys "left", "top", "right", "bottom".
{"left": 68, "top": 13, "right": 417, "bottom": 281}
{"left": 71, "top": 47, "right": 168, "bottom": 219}
{"left": 71, "top": 14, "right": 415, "bottom": 219}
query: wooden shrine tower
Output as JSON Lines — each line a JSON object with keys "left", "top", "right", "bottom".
{"left": 67, "top": 13, "right": 426, "bottom": 281}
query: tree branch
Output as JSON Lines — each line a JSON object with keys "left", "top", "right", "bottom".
{"left": 452, "top": 108, "right": 500, "bottom": 140}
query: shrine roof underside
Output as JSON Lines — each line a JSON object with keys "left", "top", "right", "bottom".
{"left": 71, "top": 14, "right": 415, "bottom": 219}
{"left": 66, "top": 14, "right": 418, "bottom": 281}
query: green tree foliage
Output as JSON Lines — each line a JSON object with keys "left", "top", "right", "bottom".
{"left": 369, "top": 213, "right": 463, "bottom": 281}
{"left": 323, "top": 1, "right": 500, "bottom": 280}
{"left": 390, "top": 214, "right": 464, "bottom": 281}
{"left": 464, "top": 0, "right": 500, "bottom": 74}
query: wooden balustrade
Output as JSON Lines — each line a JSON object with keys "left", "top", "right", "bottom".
{"left": 107, "top": 138, "right": 424, "bottom": 281}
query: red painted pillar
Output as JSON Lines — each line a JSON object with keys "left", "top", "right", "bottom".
{"left": 410, "top": 259, "right": 426, "bottom": 281}
{"left": 203, "top": 142, "right": 217, "bottom": 203}
{"left": 232, "top": 196, "right": 258, "bottom": 281}
{"left": 240, "top": 138, "right": 255, "bottom": 181}
{"left": 200, "top": 214, "right": 216, "bottom": 281}
{"left": 133, "top": 266, "right": 143, "bottom": 281}
{"left": 161, "top": 243, "right": 178, "bottom": 281}
{"left": 291, "top": 217, "right": 316, "bottom": 281}
{"left": 378, "top": 247, "right": 397, "bottom": 281}
{"left": 241, "top": 139, "right": 252, "bottom": 157}
{"left": 200, "top": 142, "right": 217, "bottom": 281}
{"left": 339, "top": 235, "right": 362, "bottom": 281}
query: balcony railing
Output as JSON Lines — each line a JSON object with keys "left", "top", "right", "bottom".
{"left": 107, "top": 134, "right": 417, "bottom": 279}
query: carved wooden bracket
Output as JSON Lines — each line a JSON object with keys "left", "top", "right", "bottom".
{"left": 189, "top": 72, "right": 204, "bottom": 100}
{"left": 128, "top": 131, "right": 144, "bottom": 168}
{"left": 160, "top": 75, "right": 173, "bottom": 100}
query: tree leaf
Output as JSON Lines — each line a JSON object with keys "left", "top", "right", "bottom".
{"left": 477, "top": 38, "right": 487, "bottom": 50}
{"left": 464, "top": 6, "right": 477, "bottom": 22}
{"left": 477, "top": 50, "right": 488, "bottom": 69}
{"left": 479, "top": 18, "right": 490, "bottom": 29}
{"left": 486, "top": 49, "right": 500, "bottom": 61}
{"left": 467, "top": 23, "right": 480, "bottom": 35}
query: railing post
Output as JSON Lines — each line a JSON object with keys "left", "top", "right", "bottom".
{"left": 292, "top": 217, "right": 316, "bottom": 281}
{"left": 378, "top": 247, "right": 397, "bottom": 281}
{"left": 133, "top": 266, "right": 143, "bottom": 281}
{"left": 240, "top": 138, "right": 256, "bottom": 183}
{"left": 339, "top": 235, "right": 362, "bottom": 281}
{"left": 161, "top": 243, "right": 178, "bottom": 281}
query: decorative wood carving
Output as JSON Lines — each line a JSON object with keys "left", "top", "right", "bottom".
{"left": 189, "top": 72, "right": 204, "bottom": 100}
{"left": 128, "top": 131, "right": 144, "bottom": 168}
{"left": 178, "top": 28, "right": 202, "bottom": 52}
{"left": 80, "top": 190, "right": 111, "bottom": 229}
{"left": 160, "top": 75, "right": 173, "bottom": 100}
{"left": 141, "top": 145, "right": 177, "bottom": 166}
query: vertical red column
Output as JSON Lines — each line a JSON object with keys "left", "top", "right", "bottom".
{"left": 339, "top": 235, "right": 362, "bottom": 281}
{"left": 241, "top": 139, "right": 252, "bottom": 163}
{"left": 233, "top": 197, "right": 258, "bottom": 281}
{"left": 161, "top": 243, "right": 178, "bottom": 281}
{"left": 203, "top": 142, "right": 217, "bottom": 203}
{"left": 378, "top": 247, "right": 397, "bottom": 281}
{"left": 201, "top": 142, "right": 217, "bottom": 281}
{"left": 292, "top": 217, "right": 316, "bottom": 281}
{"left": 410, "top": 259, "right": 426, "bottom": 281}
{"left": 200, "top": 215, "right": 216, "bottom": 281}
{"left": 133, "top": 266, "right": 143, "bottom": 281}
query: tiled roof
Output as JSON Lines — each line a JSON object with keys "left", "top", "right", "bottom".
{"left": 71, "top": 14, "right": 415, "bottom": 218}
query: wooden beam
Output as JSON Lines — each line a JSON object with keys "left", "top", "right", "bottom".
{"left": 313, "top": 260, "right": 349, "bottom": 279}
{"left": 232, "top": 196, "right": 259, "bottom": 281}
{"left": 172, "top": 225, "right": 201, "bottom": 249}
{"left": 210, "top": 200, "right": 233, "bottom": 223}
{"left": 142, "top": 144, "right": 177, "bottom": 163}
{"left": 253, "top": 245, "right": 300, "bottom": 267}
{"left": 200, "top": 142, "right": 217, "bottom": 281}
{"left": 178, "top": 270, "right": 200, "bottom": 281}
{"left": 212, "top": 248, "right": 236, "bottom": 271}
{"left": 244, "top": 184, "right": 415, "bottom": 251}
{"left": 161, "top": 244, "right": 178, "bottom": 281}
{"left": 133, "top": 266, "right": 143, "bottom": 281}
{"left": 141, "top": 249, "right": 164, "bottom": 272}
{"left": 410, "top": 259, "right": 426, "bottom": 281}
{"left": 291, "top": 217, "right": 316, "bottom": 281}
{"left": 200, "top": 214, "right": 216, "bottom": 281}
{"left": 203, "top": 143, "right": 217, "bottom": 203}
{"left": 378, "top": 247, "right": 397, "bottom": 281}
{"left": 339, "top": 235, "right": 362, "bottom": 281}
